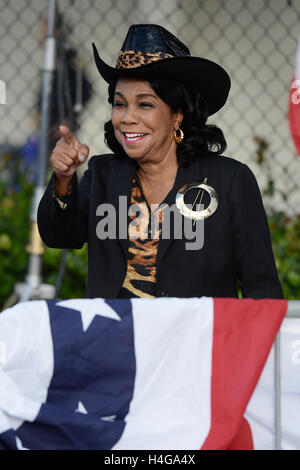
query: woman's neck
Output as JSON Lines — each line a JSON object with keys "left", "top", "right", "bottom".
{"left": 136, "top": 155, "right": 178, "bottom": 207}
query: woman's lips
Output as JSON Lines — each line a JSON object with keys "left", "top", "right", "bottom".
{"left": 123, "top": 133, "right": 147, "bottom": 144}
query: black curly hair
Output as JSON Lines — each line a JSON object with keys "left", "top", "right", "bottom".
{"left": 104, "top": 78, "right": 227, "bottom": 166}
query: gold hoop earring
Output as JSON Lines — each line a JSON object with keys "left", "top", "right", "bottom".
{"left": 174, "top": 127, "right": 184, "bottom": 144}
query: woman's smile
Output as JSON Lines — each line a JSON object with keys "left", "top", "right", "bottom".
{"left": 122, "top": 132, "right": 147, "bottom": 144}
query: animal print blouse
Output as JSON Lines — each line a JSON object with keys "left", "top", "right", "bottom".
{"left": 118, "top": 176, "right": 167, "bottom": 299}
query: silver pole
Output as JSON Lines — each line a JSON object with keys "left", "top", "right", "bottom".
{"left": 37, "top": 0, "right": 57, "bottom": 188}
{"left": 19, "top": 0, "right": 58, "bottom": 303}
{"left": 274, "top": 331, "right": 281, "bottom": 450}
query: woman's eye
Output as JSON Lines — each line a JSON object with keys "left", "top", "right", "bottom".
{"left": 140, "top": 102, "right": 154, "bottom": 108}
{"left": 113, "top": 101, "right": 125, "bottom": 107}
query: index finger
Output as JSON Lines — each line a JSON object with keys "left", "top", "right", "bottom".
{"left": 59, "top": 125, "right": 75, "bottom": 145}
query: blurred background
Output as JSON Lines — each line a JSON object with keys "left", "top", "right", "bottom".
{"left": 0, "top": 0, "right": 300, "bottom": 309}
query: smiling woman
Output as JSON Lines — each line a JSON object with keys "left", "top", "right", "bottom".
{"left": 111, "top": 78, "right": 181, "bottom": 172}
{"left": 105, "top": 77, "right": 227, "bottom": 168}
{"left": 37, "top": 24, "right": 283, "bottom": 301}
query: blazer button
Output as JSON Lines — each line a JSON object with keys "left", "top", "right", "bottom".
{"left": 160, "top": 290, "right": 169, "bottom": 297}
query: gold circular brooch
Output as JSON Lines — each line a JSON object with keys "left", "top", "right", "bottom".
{"left": 176, "top": 181, "right": 218, "bottom": 220}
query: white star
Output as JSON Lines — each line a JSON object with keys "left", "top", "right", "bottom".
{"left": 75, "top": 401, "right": 88, "bottom": 415}
{"left": 75, "top": 399, "right": 117, "bottom": 422}
{"left": 16, "top": 436, "right": 29, "bottom": 450}
{"left": 101, "top": 415, "right": 117, "bottom": 422}
{"left": 56, "top": 299, "right": 121, "bottom": 332}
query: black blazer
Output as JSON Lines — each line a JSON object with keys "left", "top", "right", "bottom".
{"left": 37, "top": 153, "right": 283, "bottom": 299}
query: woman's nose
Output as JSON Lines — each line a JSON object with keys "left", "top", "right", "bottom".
{"left": 121, "top": 105, "right": 138, "bottom": 124}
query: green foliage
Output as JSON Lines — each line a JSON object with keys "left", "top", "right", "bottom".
{"left": 0, "top": 175, "right": 87, "bottom": 311}
{"left": 268, "top": 212, "right": 300, "bottom": 300}
{"left": 42, "top": 245, "right": 88, "bottom": 300}
{"left": 254, "top": 136, "right": 300, "bottom": 299}
{"left": 0, "top": 176, "right": 33, "bottom": 306}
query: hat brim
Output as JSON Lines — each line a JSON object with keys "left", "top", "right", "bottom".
{"left": 92, "top": 43, "right": 230, "bottom": 116}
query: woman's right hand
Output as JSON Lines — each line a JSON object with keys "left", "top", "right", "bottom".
{"left": 51, "top": 125, "right": 90, "bottom": 194}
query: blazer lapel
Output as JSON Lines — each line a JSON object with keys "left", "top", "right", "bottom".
{"left": 157, "top": 159, "right": 203, "bottom": 267}
{"left": 106, "top": 157, "right": 137, "bottom": 260}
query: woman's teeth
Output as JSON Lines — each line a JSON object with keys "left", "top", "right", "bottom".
{"left": 124, "top": 133, "right": 146, "bottom": 142}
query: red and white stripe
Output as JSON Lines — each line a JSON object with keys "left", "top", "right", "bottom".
{"left": 288, "top": 36, "right": 300, "bottom": 155}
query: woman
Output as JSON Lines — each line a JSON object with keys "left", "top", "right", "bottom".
{"left": 37, "top": 24, "right": 283, "bottom": 300}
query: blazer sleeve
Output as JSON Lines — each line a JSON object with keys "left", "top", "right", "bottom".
{"left": 37, "top": 156, "right": 94, "bottom": 249}
{"left": 229, "top": 163, "right": 283, "bottom": 299}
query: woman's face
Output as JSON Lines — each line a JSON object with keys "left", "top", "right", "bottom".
{"left": 112, "top": 78, "right": 182, "bottom": 164}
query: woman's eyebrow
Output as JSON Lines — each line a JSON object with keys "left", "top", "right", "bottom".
{"left": 136, "top": 93, "right": 158, "bottom": 99}
{"left": 114, "top": 91, "right": 158, "bottom": 99}
{"left": 114, "top": 91, "right": 125, "bottom": 99}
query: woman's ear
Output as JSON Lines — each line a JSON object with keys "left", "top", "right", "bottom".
{"left": 175, "top": 110, "right": 184, "bottom": 128}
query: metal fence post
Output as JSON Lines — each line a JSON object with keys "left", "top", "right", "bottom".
{"left": 275, "top": 329, "right": 281, "bottom": 450}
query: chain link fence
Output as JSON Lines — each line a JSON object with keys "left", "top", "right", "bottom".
{"left": 1, "top": 0, "right": 300, "bottom": 215}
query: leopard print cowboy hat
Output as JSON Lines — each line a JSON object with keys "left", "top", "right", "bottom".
{"left": 92, "top": 24, "right": 231, "bottom": 116}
